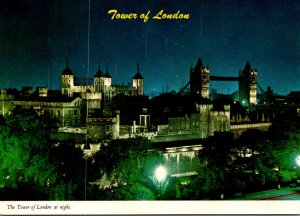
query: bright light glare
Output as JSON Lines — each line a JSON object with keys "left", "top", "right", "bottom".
{"left": 154, "top": 165, "right": 167, "bottom": 182}
{"left": 296, "top": 155, "right": 300, "bottom": 166}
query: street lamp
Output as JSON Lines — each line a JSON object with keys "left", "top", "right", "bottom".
{"left": 152, "top": 165, "right": 168, "bottom": 199}
{"left": 295, "top": 155, "right": 300, "bottom": 167}
{"left": 295, "top": 155, "right": 300, "bottom": 186}
{"left": 154, "top": 165, "right": 167, "bottom": 182}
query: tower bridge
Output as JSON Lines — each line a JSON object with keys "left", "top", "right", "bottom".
{"left": 189, "top": 58, "right": 258, "bottom": 106}
{"left": 209, "top": 76, "right": 239, "bottom": 82}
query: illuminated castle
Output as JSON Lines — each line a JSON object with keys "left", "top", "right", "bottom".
{"left": 61, "top": 61, "right": 144, "bottom": 108}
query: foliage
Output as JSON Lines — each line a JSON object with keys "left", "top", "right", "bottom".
{"left": 91, "top": 137, "right": 164, "bottom": 199}
{"left": 230, "top": 119, "right": 300, "bottom": 192}
{"left": 278, "top": 170, "right": 297, "bottom": 183}
{"left": 194, "top": 132, "right": 235, "bottom": 198}
{"left": 49, "top": 140, "right": 88, "bottom": 200}
{"left": 0, "top": 108, "right": 87, "bottom": 200}
{"left": 0, "top": 108, "right": 57, "bottom": 189}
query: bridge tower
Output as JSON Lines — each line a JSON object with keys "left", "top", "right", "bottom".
{"left": 190, "top": 58, "right": 210, "bottom": 98}
{"left": 239, "top": 61, "right": 257, "bottom": 106}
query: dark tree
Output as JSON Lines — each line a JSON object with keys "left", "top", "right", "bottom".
{"left": 90, "top": 137, "right": 164, "bottom": 200}
{"left": 0, "top": 108, "right": 57, "bottom": 199}
{"left": 193, "top": 132, "right": 235, "bottom": 199}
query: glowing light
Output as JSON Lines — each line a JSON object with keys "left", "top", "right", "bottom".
{"left": 296, "top": 155, "right": 300, "bottom": 166}
{"left": 154, "top": 165, "right": 167, "bottom": 182}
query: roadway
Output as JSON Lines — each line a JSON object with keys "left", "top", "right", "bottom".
{"left": 263, "top": 193, "right": 300, "bottom": 200}
{"left": 233, "top": 186, "right": 300, "bottom": 200}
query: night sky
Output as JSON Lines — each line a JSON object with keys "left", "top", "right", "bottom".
{"left": 0, "top": 0, "right": 299, "bottom": 95}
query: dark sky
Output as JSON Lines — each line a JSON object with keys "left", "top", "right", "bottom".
{"left": 0, "top": 0, "right": 299, "bottom": 95}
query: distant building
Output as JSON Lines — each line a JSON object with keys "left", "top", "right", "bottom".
{"left": 0, "top": 60, "right": 145, "bottom": 141}
{"left": 238, "top": 62, "right": 257, "bottom": 105}
{"left": 0, "top": 89, "right": 14, "bottom": 117}
{"left": 189, "top": 58, "right": 257, "bottom": 106}
{"left": 61, "top": 61, "right": 144, "bottom": 107}
{"left": 287, "top": 91, "right": 300, "bottom": 104}
{"left": 87, "top": 110, "right": 120, "bottom": 141}
{"left": 158, "top": 103, "right": 230, "bottom": 139}
{"left": 132, "top": 64, "right": 144, "bottom": 96}
{"left": 13, "top": 92, "right": 83, "bottom": 127}
{"left": 190, "top": 58, "right": 210, "bottom": 98}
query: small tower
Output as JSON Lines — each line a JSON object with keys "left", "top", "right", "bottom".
{"left": 239, "top": 61, "right": 257, "bottom": 106}
{"left": 132, "top": 63, "right": 144, "bottom": 96}
{"left": 103, "top": 65, "right": 112, "bottom": 88}
{"left": 94, "top": 62, "right": 104, "bottom": 93}
{"left": 102, "top": 66, "right": 112, "bottom": 106}
{"left": 61, "top": 58, "right": 74, "bottom": 97}
{"left": 190, "top": 58, "right": 210, "bottom": 98}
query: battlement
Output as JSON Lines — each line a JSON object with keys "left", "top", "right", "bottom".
{"left": 195, "top": 103, "right": 213, "bottom": 112}
{"left": 230, "top": 122, "right": 271, "bottom": 130}
{"left": 82, "top": 92, "right": 102, "bottom": 100}
{"left": 88, "top": 117, "right": 118, "bottom": 124}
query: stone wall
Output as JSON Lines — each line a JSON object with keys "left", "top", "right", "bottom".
{"left": 230, "top": 122, "right": 272, "bottom": 130}
{"left": 161, "top": 104, "right": 230, "bottom": 139}
{"left": 230, "top": 122, "right": 271, "bottom": 138}
{"left": 87, "top": 115, "right": 119, "bottom": 141}
{"left": 0, "top": 91, "right": 14, "bottom": 116}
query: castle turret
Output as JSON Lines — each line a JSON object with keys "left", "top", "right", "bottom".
{"left": 102, "top": 66, "right": 112, "bottom": 106}
{"left": 61, "top": 58, "right": 74, "bottom": 97}
{"left": 103, "top": 66, "right": 112, "bottom": 87}
{"left": 132, "top": 63, "right": 144, "bottom": 96}
{"left": 94, "top": 62, "right": 104, "bottom": 93}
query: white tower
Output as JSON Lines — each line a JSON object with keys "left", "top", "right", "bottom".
{"left": 61, "top": 59, "right": 74, "bottom": 97}
{"left": 132, "top": 64, "right": 144, "bottom": 96}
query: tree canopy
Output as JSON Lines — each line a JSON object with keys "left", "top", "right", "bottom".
{"left": 90, "top": 137, "right": 164, "bottom": 200}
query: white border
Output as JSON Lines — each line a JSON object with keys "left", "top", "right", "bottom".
{"left": 1, "top": 201, "right": 300, "bottom": 215}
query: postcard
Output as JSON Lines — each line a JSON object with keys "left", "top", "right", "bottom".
{"left": 0, "top": 0, "right": 299, "bottom": 215}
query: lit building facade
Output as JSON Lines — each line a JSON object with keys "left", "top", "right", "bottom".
{"left": 164, "top": 104, "right": 230, "bottom": 139}
{"left": 61, "top": 62, "right": 144, "bottom": 107}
